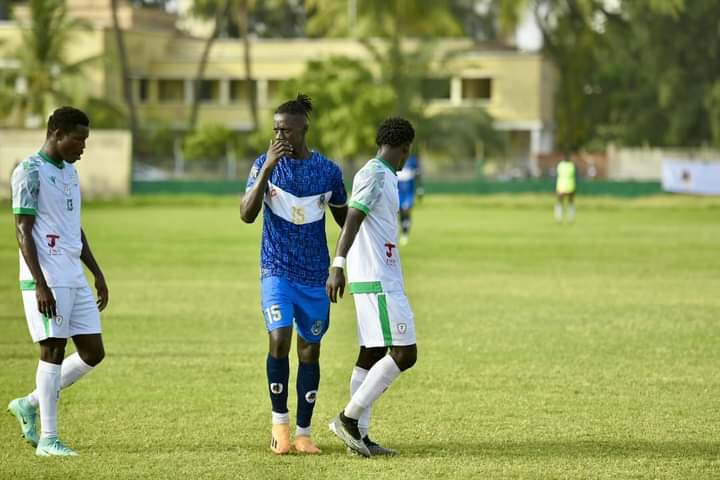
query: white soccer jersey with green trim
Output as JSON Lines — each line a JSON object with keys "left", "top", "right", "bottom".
{"left": 347, "top": 158, "right": 405, "bottom": 293}
{"left": 11, "top": 152, "right": 86, "bottom": 288}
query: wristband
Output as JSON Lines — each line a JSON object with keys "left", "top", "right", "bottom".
{"left": 331, "top": 256, "right": 346, "bottom": 269}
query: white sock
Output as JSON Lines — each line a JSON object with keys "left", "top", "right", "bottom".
{"left": 567, "top": 205, "right": 576, "bottom": 222}
{"left": 350, "top": 366, "right": 370, "bottom": 437}
{"left": 272, "top": 411, "right": 290, "bottom": 425}
{"left": 295, "top": 425, "right": 311, "bottom": 437}
{"left": 27, "top": 353, "right": 94, "bottom": 408}
{"left": 36, "top": 360, "right": 62, "bottom": 439}
{"left": 554, "top": 203, "right": 563, "bottom": 222}
{"left": 344, "top": 356, "right": 401, "bottom": 420}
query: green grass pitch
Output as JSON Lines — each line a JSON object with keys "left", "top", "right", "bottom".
{"left": 1, "top": 194, "right": 719, "bottom": 479}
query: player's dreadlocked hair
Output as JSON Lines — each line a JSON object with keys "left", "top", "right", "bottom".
{"left": 275, "top": 94, "right": 313, "bottom": 118}
{"left": 375, "top": 117, "right": 415, "bottom": 147}
{"left": 47, "top": 106, "right": 89, "bottom": 136}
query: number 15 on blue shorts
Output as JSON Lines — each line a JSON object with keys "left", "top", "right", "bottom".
{"left": 261, "top": 276, "right": 330, "bottom": 343}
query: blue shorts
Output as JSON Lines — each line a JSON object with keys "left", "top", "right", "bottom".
{"left": 398, "top": 181, "right": 416, "bottom": 210}
{"left": 260, "top": 276, "right": 330, "bottom": 343}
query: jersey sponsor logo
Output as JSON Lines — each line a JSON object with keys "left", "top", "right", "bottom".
{"left": 384, "top": 242, "right": 398, "bottom": 266}
{"left": 46, "top": 234, "right": 62, "bottom": 255}
{"left": 47, "top": 234, "right": 60, "bottom": 248}
{"left": 270, "top": 383, "right": 284, "bottom": 395}
{"left": 305, "top": 390, "right": 318, "bottom": 404}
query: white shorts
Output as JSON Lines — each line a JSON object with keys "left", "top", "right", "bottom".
{"left": 22, "top": 286, "right": 101, "bottom": 343}
{"left": 352, "top": 290, "right": 416, "bottom": 348}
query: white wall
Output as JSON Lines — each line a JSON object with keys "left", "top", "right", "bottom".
{"left": 607, "top": 145, "right": 720, "bottom": 181}
{"left": 0, "top": 130, "right": 132, "bottom": 199}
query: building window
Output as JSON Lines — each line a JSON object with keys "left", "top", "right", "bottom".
{"left": 230, "top": 79, "right": 256, "bottom": 102}
{"left": 158, "top": 79, "right": 185, "bottom": 103}
{"left": 421, "top": 77, "right": 451, "bottom": 101}
{"left": 137, "top": 79, "right": 149, "bottom": 103}
{"left": 462, "top": 78, "right": 492, "bottom": 100}
{"left": 198, "top": 79, "right": 220, "bottom": 103}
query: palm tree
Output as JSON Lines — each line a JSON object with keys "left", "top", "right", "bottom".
{"left": 188, "top": 0, "right": 231, "bottom": 131}
{"left": 305, "top": 0, "right": 463, "bottom": 117}
{"left": 0, "top": 0, "right": 96, "bottom": 127}
{"left": 110, "top": 0, "right": 140, "bottom": 142}
{"left": 189, "top": 0, "right": 259, "bottom": 132}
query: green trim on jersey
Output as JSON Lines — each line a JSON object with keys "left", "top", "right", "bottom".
{"left": 349, "top": 200, "right": 369, "bottom": 215}
{"left": 349, "top": 281, "right": 383, "bottom": 294}
{"left": 37, "top": 151, "right": 64, "bottom": 169}
{"left": 20, "top": 280, "right": 37, "bottom": 290}
{"left": 377, "top": 294, "right": 393, "bottom": 346}
{"left": 13, "top": 207, "right": 36, "bottom": 216}
{"left": 374, "top": 157, "right": 397, "bottom": 176}
{"left": 42, "top": 314, "right": 50, "bottom": 337}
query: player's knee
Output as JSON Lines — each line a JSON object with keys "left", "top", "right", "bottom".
{"left": 40, "top": 339, "right": 67, "bottom": 364}
{"left": 297, "top": 342, "right": 320, "bottom": 363}
{"left": 269, "top": 329, "right": 292, "bottom": 358}
{"left": 357, "top": 346, "right": 387, "bottom": 369}
{"left": 80, "top": 345, "right": 105, "bottom": 367}
{"left": 391, "top": 346, "right": 417, "bottom": 372}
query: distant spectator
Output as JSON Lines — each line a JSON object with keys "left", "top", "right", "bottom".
{"left": 555, "top": 154, "right": 577, "bottom": 223}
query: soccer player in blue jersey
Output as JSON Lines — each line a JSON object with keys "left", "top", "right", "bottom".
{"left": 397, "top": 152, "right": 423, "bottom": 246}
{"left": 240, "top": 94, "right": 348, "bottom": 455}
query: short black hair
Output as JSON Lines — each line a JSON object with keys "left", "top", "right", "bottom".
{"left": 376, "top": 117, "right": 415, "bottom": 147}
{"left": 275, "top": 93, "right": 313, "bottom": 118}
{"left": 47, "top": 106, "right": 89, "bottom": 136}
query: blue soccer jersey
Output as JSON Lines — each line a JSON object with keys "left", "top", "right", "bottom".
{"left": 246, "top": 151, "right": 347, "bottom": 287}
{"left": 397, "top": 154, "right": 420, "bottom": 210}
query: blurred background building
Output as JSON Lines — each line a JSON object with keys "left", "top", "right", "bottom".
{"left": 1, "top": 0, "right": 719, "bottom": 196}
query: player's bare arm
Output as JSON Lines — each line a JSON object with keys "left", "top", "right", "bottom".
{"left": 326, "top": 207, "right": 366, "bottom": 303}
{"left": 329, "top": 204, "right": 348, "bottom": 228}
{"left": 240, "top": 139, "right": 293, "bottom": 223}
{"left": 80, "top": 229, "right": 109, "bottom": 312}
{"left": 14, "top": 214, "right": 56, "bottom": 318}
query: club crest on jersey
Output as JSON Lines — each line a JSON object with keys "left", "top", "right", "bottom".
{"left": 270, "top": 383, "right": 284, "bottom": 395}
{"left": 55, "top": 315, "right": 64, "bottom": 326}
{"left": 317, "top": 194, "right": 326, "bottom": 209}
{"left": 397, "top": 323, "right": 407, "bottom": 334}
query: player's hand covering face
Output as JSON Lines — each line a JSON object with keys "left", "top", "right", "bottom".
{"left": 266, "top": 138, "right": 293, "bottom": 167}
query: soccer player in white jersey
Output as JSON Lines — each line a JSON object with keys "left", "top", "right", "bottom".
{"left": 326, "top": 118, "right": 417, "bottom": 457}
{"left": 7, "top": 106, "right": 109, "bottom": 457}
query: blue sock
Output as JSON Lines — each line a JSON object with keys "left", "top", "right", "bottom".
{"left": 296, "top": 362, "right": 320, "bottom": 429}
{"left": 267, "top": 354, "right": 289, "bottom": 414}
